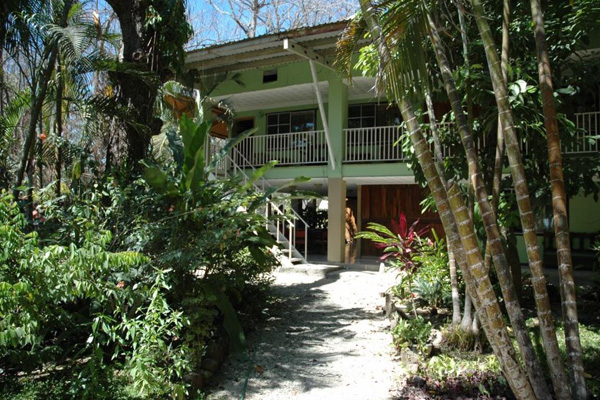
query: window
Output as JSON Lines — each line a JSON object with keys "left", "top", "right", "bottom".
{"left": 348, "top": 103, "right": 402, "bottom": 127}
{"left": 232, "top": 118, "right": 254, "bottom": 137}
{"left": 267, "top": 110, "right": 316, "bottom": 134}
{"left": 263, "top": 69, "right": 278, "bottom": 83}
{"left": 348, "top": 104, "right": 375, "bottom": 128}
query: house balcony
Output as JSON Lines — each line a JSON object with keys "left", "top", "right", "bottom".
{"left": 224, "top": 111, "right": 599, "bottom": 170}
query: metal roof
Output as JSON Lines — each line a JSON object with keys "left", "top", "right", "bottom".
{"left": 186, "top": 20, "right": 349, "bottom": 75}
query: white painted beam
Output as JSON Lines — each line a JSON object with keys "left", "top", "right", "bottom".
{"left": 309, "top": 59, "right": 336, "bottom": 170}
{"left": 283, "top": 38, "right": 336, "bottom": 72}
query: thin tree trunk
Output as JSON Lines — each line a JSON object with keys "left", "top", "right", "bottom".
{"left": 55, "top": 58, "right": 63, "bottom": 197}
{"left": 461, "top": 293, "right": 472, "bottom": 329}
{"left": 530, "top": 0, "right": 587, "bottom": 397}
{"left": 470, "top": 0, "right": 571, "bottom": 398}
{"left": 37, "top": 116, "right": 43, "bottom": 188}
{"left": 449, "top": 246, "right": 461, "bottom": 325}
{"left": 426, "top": 13, "right": 552, "bottom": 399}
{"left": 485, "top": 0, "right": 510, "bottom": 274}
{"left": 425, "top": 87, "right": 462, "bottom": 325}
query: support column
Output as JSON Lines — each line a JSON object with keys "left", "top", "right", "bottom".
{"left": 327, "top": 77, "right": 347, "bottom": 175}
{"left": 327, "top": 178, "right": 346, "bottom": 263}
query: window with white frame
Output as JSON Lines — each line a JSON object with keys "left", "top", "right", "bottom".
{"left": 267, "top": 110, "right": 316, "bottom": 134}
{"left": 348, "top": 103, "right": 402, "bottom": 128}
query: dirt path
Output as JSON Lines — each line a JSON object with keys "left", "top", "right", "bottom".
{"left": 206, "top": 268, "right": 401, "bottom": 400}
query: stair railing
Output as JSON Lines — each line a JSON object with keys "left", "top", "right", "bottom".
{"left": 224, "top": 146, "right": 310, "bottom": 261}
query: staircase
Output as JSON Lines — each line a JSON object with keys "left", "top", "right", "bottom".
{"left": 206, "top": 137, "right": 309, "bottom": 267}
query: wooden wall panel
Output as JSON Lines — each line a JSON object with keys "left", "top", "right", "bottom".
{"left": 360, "top": 184, "right": 443, "bottom": 257}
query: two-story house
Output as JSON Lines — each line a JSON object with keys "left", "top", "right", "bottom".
{"left": 186, "top": 21, "right": 600, "bottom": 267}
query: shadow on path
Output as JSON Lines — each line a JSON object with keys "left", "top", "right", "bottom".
{"left": 207, "top": 269, "right": 399, "bottom": 400}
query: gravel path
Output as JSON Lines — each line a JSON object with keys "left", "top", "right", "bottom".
{"left": 206, "top": 267, "right": 401, "bottom": 400}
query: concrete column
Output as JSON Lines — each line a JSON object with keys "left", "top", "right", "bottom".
{"left": 327, "top": 77, "right": 348, "bottom": 176}
{"left": 327, "top": 177, "right": 346, "bottom": 263}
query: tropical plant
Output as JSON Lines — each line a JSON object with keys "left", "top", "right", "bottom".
{"left": 357, "top": 212, "right": 430, "bottom": 269}
{"left": 334, "top": 1, "right": 590, "bottom": 397}
{"left": 0, "top": 190, "right": 193, "bottom": 397}
{"left": 392, "top": 315, "right": 432, "bottom": 355}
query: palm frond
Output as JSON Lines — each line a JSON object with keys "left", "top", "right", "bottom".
{"left": 335, "top": 14, "right": 368, "bottom": 82}
{"left": 0, "top": 89, "right": 31, "bottom": 165}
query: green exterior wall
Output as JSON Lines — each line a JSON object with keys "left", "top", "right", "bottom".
{"left": 569, "top": 192, "right": 600, "bottom": 234}
{"left": 516, "top": 191, "right": 600, "bottom": 263}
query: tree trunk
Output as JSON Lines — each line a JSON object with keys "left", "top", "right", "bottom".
{"left": 449, "top": 246, "right": 461, "bottom": 325}
{"left": 470, "top": 0, "right": 571, "bottom": 398}
{"left": 461, "top": 293, "right": 472, "bottom": 329}
{"left": 106, "top": 0, "right": 159, "bottom": 165}
{"left": 426, "top": 13, "right": 552, "bottom": 399}
{"left": 530, "top": 0, "right": 587, "bottom": 397}
{"left": 485, "top": 0, "right": 509, "bottom": 275}
{"left": 425, "top": 79, "right": 462, "bottom": 326}
{"left": 359, "top": 3, "right": 535, "bottom": 397}
{"left": 55, "top": 58, "right": 63, "bottom": 197}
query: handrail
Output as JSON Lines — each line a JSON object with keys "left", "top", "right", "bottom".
{"left": 227, "top": 146, "right": 309, "bottom": 260}
{"left": 230, "top": 147, "right": 310, "bottom": 228}
{"left": 233, "top": 130, "right": 328, "bottom": 166}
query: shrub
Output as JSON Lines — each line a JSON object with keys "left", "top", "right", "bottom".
{"left": 392, "top": 315, "right": 432, "bottom": 355}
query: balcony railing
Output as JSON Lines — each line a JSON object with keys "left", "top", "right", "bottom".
{"left": 210, "top": 112, "right": 599, "bottom": 169}
{"left": 344, "top": 125, "right": 405, "bottom": 162}
{"left": 571, "top": 111, "right": 600, "bottom": 154}
{"left": 232, "top": 130, "right": 328, "bottom": 166}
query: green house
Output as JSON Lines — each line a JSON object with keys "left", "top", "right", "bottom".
{"left": 186, "top": 21, "right": 600, "bottom": 268}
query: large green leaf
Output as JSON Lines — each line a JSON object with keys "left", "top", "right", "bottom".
{"left": 142, "top": 163, "right": 178, "bottom": 196}
{"left": 205, "top": 286, "right": 246, "bottom": 354}
{"left": 240, "top": 160, "right": 278, "bottom": 191}
{"left": 180, "top": 114, "right": 209, "bottom": 187}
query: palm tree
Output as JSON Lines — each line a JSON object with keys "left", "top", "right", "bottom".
{"left": 337, "top": 0, "right": 589, "bottom": 398}
{"left": 13, "top": 0, "right": 75, "bottom": 199}
{"left": 529, "top": 0, "right": 587, "bottom": 397}
{"left": 470, "top": 0, "right": 572, "bottom": 397}
{"left": 338, "top": 4, "right": 537, "bottom": 398}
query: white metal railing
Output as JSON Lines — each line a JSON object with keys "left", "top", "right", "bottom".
{"left": 233, "top": 130, "right": 328, "bottom": 166}
{"left": 344, "top": 125, "right": 405, "bottom": 162}
{"left": 572, "top": 111, "right": 600, "bottom": 154}
{"left": 219, "top": 112, "right": 599, "bottom": 170}
{"left": 227, "top": 146, "right": 309, "bottom": 260}
{"left": 205, "top": 136, "right": 229, "bottom": 175}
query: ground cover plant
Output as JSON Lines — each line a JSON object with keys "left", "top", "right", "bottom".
{"left": 337, "top": 0, "right": 600, "bottom": 398}
{"left": 360, "top": 212, "right": 600, "bottom": 399}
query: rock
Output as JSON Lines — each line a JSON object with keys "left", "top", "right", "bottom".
{"left": 408, "top": 375, "right": 426, "bottom": 388}
{"left": 430, "top": 329, "right": 443, "bottom": 350}
{"left": 201, "top": 357, "right": 220, "bottom": 373}
{"left": 185, "top": 372, "right": 203, "bottom": 391}
{"left": 400, "top": 348, "right": 420, "bottom": 374}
